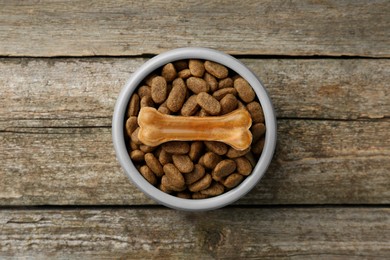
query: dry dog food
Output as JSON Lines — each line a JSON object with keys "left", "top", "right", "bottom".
{"left": 124, "top": 59, "right": 266, "bottom": 199}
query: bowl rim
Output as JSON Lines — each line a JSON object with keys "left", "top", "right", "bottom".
{"left": 112, "top": 47, "right": 277, "bottom": 211}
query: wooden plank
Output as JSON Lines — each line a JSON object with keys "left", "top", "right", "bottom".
{"left": 0, "top": 208, "right": 389, "bottom": 258}
{"left": 0, "top": 58, "right": 388, "bottom": 128}
{"left": 1, "top": 119, "right": 388, "bottom": 206}
{"left": 0, "top": 1, "right": 389, "bottom": 57}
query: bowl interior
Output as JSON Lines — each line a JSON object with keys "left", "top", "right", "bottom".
{"left": 112, "top": 47, "right": 276, "bottom": 211}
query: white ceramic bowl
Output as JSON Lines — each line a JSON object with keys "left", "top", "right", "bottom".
{"left": 112, "top": 47, "right": 276, "bottom": 211}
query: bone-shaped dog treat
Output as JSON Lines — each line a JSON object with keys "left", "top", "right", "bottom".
{"left": 137, "top": 107, "right": 252, "bottom": 150}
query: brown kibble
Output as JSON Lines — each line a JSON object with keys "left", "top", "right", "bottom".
{"left": 213, "top": 87, "right": 237, "bottom": 101}
{"left": 173, "top": 60, "right": 188, "bottom": 71}
{"left": 177, "top": 191, "right": 191, "bottom": 199}
{"left": 188, "top": 174, "right": 212, "bottom": 192}
{"left": 186, "top": 77, "right": 209, "bottom": 94}
{"left": 198, "top": 155, "right": 205, "bottom": 167}
{"left": 163, "top": 163, "right": 185, "bottom": 189}
{"left": 158, "top": 105, "right": 171, "bottom": 115}
{"left": 130, "top": 141, "right": 139, "bottom": 151}
{"left": 131, "top": 127, "right": 142, "bottom": 145}
{"left": 189, "top": 141, "right": 203, "bottom": 161}
{"left": 189, "top": 59, "right": 205, "bottom": 77}
{"left": 218, "top": 77, "right": 233, "bottom": 89}
{"left": 247, "top": 101, "right": 264, "bottom": 123}
{"left": 251, "top": 123, "right": 266, "bottom": 143}
{"left": 192, "top": 192, "right": 209, "bottom": 199}
{"left": 234, "top": 77, "right": 255, "bottom": 103}
{"left": 234, "top": 157, "right": 253, "bottom": 176}
{"left": 204, "top": 72, "right": 218, "bottom": 92}
{"left": 204, "top": 61, "right": 228, "bottom": 79}
{"left": 145, "top": 74, "right": 157, "bottom": 87}
{"left": 204, "top": 141, "right": 228, "bottom": 155}
{"left": 178, "top": 69, "right": 191, "bottom": 79}
{"left": 223, "top": 173, "right": 244, "bottom": 189}
{"left": 181, "top": 94, "right": 199, "bottom": 116}
{"left": 197, "top": 92, "right": 221, "bottom": 115}
{"left": 151, "top": 76, "right": 168, "bottom": 104}
{"left": 252, "top": 137, "right": 265, "bottom": 155}
{"left": 127, "top": 94, "right": 140, "bottom": 117}
{"left": 161, "top": 175, "right": 185, "bottom": 192}
{"left": 184, "top": 164, "right": 206, "bottom": 185}
{"left": 159, "top": 182, "right": 172, "bottom": 193}
{"left": 140, "top": 145, "right": 156, "bottom": 153}
{"left": 137, "top": 85, "right": 152, "bottom": 99}
{"left": 140, "top": 95, "right": 155, "bottom": 108}
{"left": 203, "top": 152, "right": 222, "bottom": 169}
{"left": 220, "top": 94, "right": 238, "bottom": 115}
{"left": 139, "top": 165, "right": 157, "bottom": 186}
{"left": 200, "top": 182, "right": 225, "bottom": 196}
{"left": 166, "top": 78, "right": 187, "bottom": 112}
{"left": 245, "top": 152, "right": 258, "bottom": 167}
{"left": 197, "top": 108, "right": 209, "bottom": 117}
{"left": 226, "top": 147, "right": 251, "bottom": 158}
{"left": 212, "top": 159, "right": 236, "bottom": 181}
{"left": 145, "top": 153, "right": 164, "bottom": 177}
{"left": 172, "top": 154, "right": 194, "bottom": 173}
{"left": 130, "top": 150, "right": 145, "bottom": 161}
{"left": 161, "top": 63, "right": 177, "bottom": 82}
{"left": 125, "top": 116, "right": 138, "bottom": 137}
{"left": 159, "top": 149, "right": 172, "bottom": 165}
{"left": 162, "top": 141, "right": 190, "bottom": 154}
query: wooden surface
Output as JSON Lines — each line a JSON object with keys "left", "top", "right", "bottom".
{"left": 0, "top": 0, "right": 389, "bottom": 258}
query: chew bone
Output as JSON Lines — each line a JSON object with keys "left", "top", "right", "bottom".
{"left": 138, "top": 107, "right": 252, "bottom": 150}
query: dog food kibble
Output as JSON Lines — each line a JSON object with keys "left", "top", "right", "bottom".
{"left": 186, "top": 77, "right": 209, "bottom": 94}
{"left": 181, "top": 94, "right": 199, "bottom": 116}
{"left": 212, "top": 159, "right": 236, "bottom": 181}
{"left": 172, "top": 154, "right": 194, "bottom": 173}
{"left": 197, "top": 92, "right": 221, "bottom": 115}
{"left": 137, "top": 85, "right": 151, "bottom": 99}
{"left": 166, "top": 78, "right": 187, "bottom": 112}
{"left": 130, "top": 150, "right": 145, "bottom": 162}
{"left": 127, "top": 93, "right": 140, "bottom": 117}
{"left": 223, "top": 173, "right": 244, "bottom": 189}
{"left": 234, "top": 157, "right": 253, "bottom": 176}
{"left": 151, "top": 76, "right": 168, "bottom": 104}
{"left": 204, "top": 60, "right": 229, "bottom": 79}
{"left": 234, "top": 77, "right": 256, "bottom": 103}
{"left": 145, "top": 153, "right": 164, "bottom": 177}
{"left": 163, "top": 163, "right": 185, "bottom": 189}
{"left": 188, "top": 173, "right": 212, "bottom": 192}
{"left": 251, "top": 123, "right": 266, "bottom": 143}
{"left": 124, "top": 59, "right": 266, "bottom": 199}
{"left": 189, "top": 59, "right": 205, "bottom": 78}
{"left": 204, "top": 141, "right": 228, "bottom": 156}
{"left": 161, "top": 63, "right": 177, "bottom": 82}
{"left": 125, "top": 116, "right": 138, "bottom": 137}
{"left": 204, "top": 72, "right": 218, "bottom": 92}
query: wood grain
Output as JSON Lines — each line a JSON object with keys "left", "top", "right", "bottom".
{"left": 1, "top": 119, "right": 388, "bottom": 206}
{"left": 0, "top": 208, "right": 389, "bottom": 259}
{"left": 0, "top": 58, "right": 388, "bottom": 130}
{"left": 0, "top": 0, "right": 389, "bottom": 57}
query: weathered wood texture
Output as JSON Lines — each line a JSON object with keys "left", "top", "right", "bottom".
{"left": 0, "top": 58, "right": 389, "bottom": 205}
{"left": 1, "top": 58, "right": 388, "bottom": 128}
{"left": 1, "top": 119, "right": 388, "bottom": 205}
{"left": 0, "top": 208, "right": 389, "bottom": 259}
{"left": 0, "top": 0, "right": 389, "bottom": 57}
